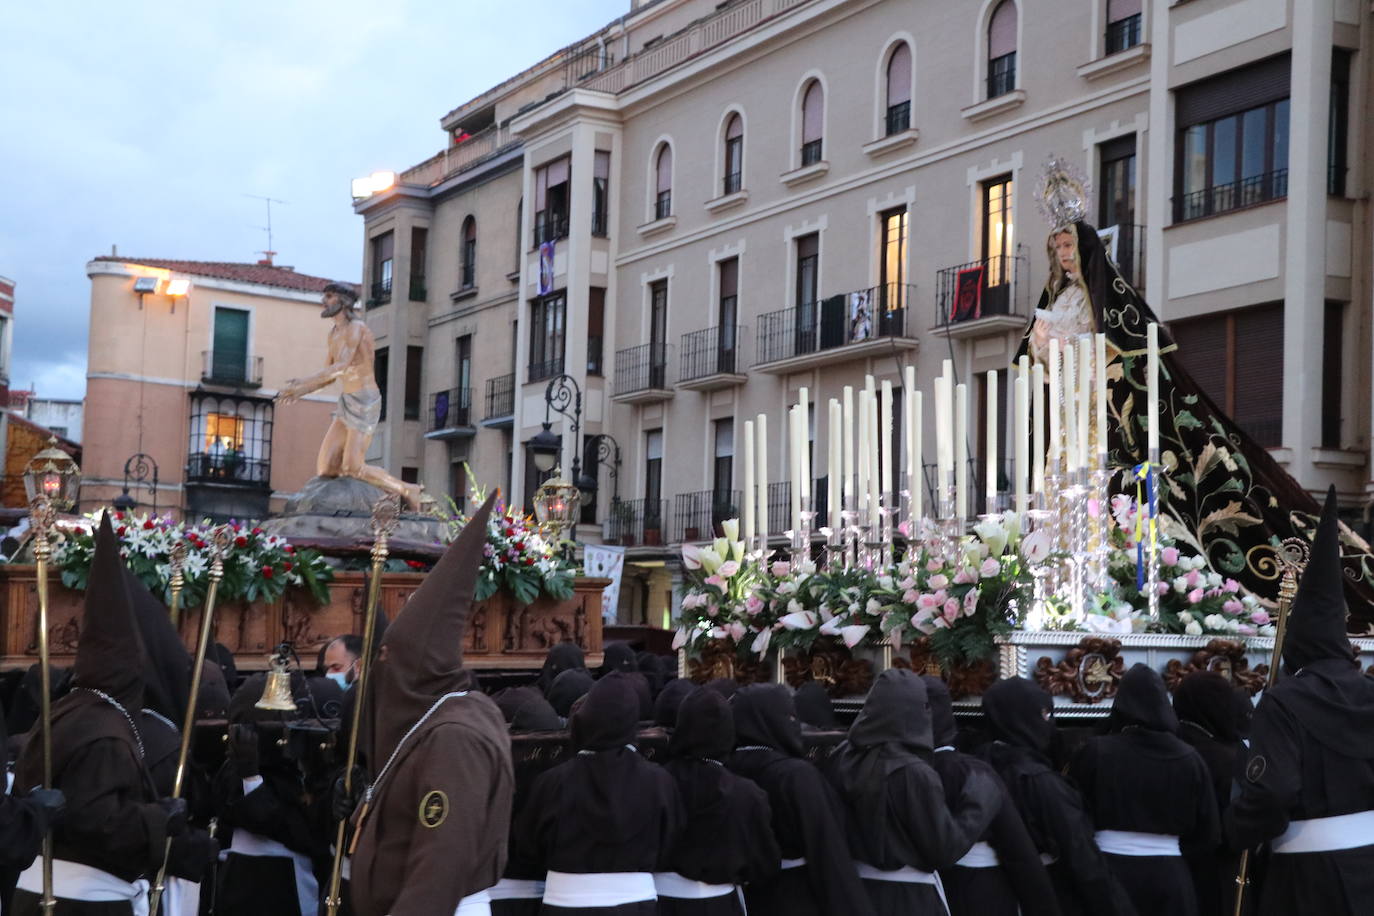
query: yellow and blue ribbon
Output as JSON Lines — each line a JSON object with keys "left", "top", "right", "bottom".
{"left": 1132, "top": 462, "right": 1158, "bottom": 590}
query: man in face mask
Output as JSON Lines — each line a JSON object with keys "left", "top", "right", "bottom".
{"left": 321, "top": 636, "right": 362, "bottom": 691}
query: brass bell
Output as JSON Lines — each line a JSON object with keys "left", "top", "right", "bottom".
{"left": 256, "top": 644, "right": 297, "bottom": 712}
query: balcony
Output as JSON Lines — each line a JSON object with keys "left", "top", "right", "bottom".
{"left": 678, "top": 325, "right": 746, "bottom": 391}
{"left": 933, "top": 255, "right": 1030, "bottom": 339}
{"left": 201, "top": 351, "right": 263, "bottom": 389}
{"left": 425, "top": 387, "right": 474, "bottom": 440}
{"left": 612, "top": 342, "right": 674, "bottom": 403}
{"left": 409, "top": 276, "right": 427, "bottom": 301}
{"left": 673, "top": 490, "right": 741, "bottom": 543}
{"left": 533, "top": 213, "right": 569, "bottom": 248}
{"left": 186, "top": 452, "right": 270, "bottom": 488}
{"left": 528, "top": 356, "right": 565, "bottom": 385}
{"left": 397, "top": 122, "right": 518, "bottom": 189}
{"left": 483, "top": 374, "right": 514, "bottom": 426}
{"left": 367, "top": 278, "right": 392, "bottom": 308}
{"left": 603, "top": 497, "right": 669, "bottom": 548}
{"left": 1173, "top": 169, "right": 1288, "bottom": 224}
{"left": 885, "top": 101, "right": 911, "bottom": 136}
{"left": 755, "top": 283, "right": 918, "bottom": 373}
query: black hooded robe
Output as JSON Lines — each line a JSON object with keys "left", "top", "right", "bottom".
{"left": 658, "top": 689, "right": 778, "bottom": 916}
{"left": 1226, "top": 488, "right": 1374, "bottom": 916}
{"left": 11, "top": 515, "right": 174, "bottom": 916}
{"left": 350, "top": 495, "right": 514, "bottom": 916}
{"left": 829, "top": 670, "right": 1000, "bottom": 916}
{"left": 725, "top": 684, "right": 874, "bottom": 916}
{"left": 516, "top": 672, "right": 681, "bottom": 915}
{"left": 1068, "top": 666, "right": 1218, "bottom": 916}
{"left": 978, "top": 677, "right": 1137, "bottom": 916}
{"left": 923, "top": 678, "right": 1060, "bottom": 916}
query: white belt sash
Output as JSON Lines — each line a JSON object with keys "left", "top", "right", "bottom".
{"left": 779, "top": 857, "right": 807, "bottom": 869}
{"left": 653, "top": 872, "right": 735, "bottom": 899}
{"left": 954, "top": 841, "right": 1000, "bottom": 868}
{"left": 854, "top": 862, "right": 949, "bottom": 914}
{"left": 229, "top": 829, "right": 319, "bottom": 916}
{"left": 163, "top": 876, "right": 202, "bottom": 916}
{"left": 454, "top": 888, "right": 492, "bottom": 915}
{"left": 542, "top": 870, "right": 656, "bottom": 908}
{"left": 489, "top": 877, "right": 547, "bottom": 899}
{"left": 17, "top": 859, "right": 150, "bottom": 916}
{"left": 1273, "top": 810, "right": 1374, "bottom": 854}
{"left": 1094, "top": 830, "right": 1181, "bottom": 856}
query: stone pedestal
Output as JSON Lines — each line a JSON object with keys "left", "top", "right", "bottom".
{"left": 259, "top": 476, "right": 448, "bottom": 557}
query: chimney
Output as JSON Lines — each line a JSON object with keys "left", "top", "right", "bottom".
{"left": 257, "top": 250, "right": 275, "bottom": 267}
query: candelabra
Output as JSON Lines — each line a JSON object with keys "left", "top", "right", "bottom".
{"left": 1089, "top": 456, "right": 1113, "bottom": 593}
{"left": 1065, "top": 472, "right": 1092, "bottom": 623}
{"left": 1144, "top": 448, "right": 1162, "bottom": 622}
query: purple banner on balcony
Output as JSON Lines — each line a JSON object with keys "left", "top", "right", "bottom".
{"left": 538, "top": 240, "right": 555, "bottom": 296}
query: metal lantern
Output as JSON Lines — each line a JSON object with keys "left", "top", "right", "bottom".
{"left": 24, "top": 437, "right": 81, "bottom": 512}
{"left": 532, "top": 470, "right": 582, "bottom": 541}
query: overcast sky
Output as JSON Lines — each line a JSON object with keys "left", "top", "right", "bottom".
{"left": 0, "top": 0, "right": 627, "bottom": 401}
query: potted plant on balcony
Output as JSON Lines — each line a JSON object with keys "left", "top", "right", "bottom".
{"left": 609, "top": 499, "right": 637, "bottom": 547}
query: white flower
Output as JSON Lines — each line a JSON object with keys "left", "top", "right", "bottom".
{"left": 865, "top": 597, "right": 882, "bottom": 615}
{"left": 779, "top": 610, "right": 818, "bottom": 630}
{"left": 1206, "top": 572, "right": 1223, "bottom": 588}
{"left": 672, "top": 628, "right": 688, "bottom": 650}
{"left": 751, "top": 628, "right": 772, "bottom": 656}
{"left": 697, "top": 546, "right": 724, "bottom": 574}
{"left": 1184, "top": 620, "right": 1203, "bottom": 636}
{"left": 1178, "top": 611, "right": 1194, "bottom": 623}
{"left": 1020, "top": 530, "right": 1052, "bottom": 564}
{"left": 840, "top": 625, "right": 871, "bottom": 648}
{"left": 972, "top": 517, "right": 1009, "bottom": 557}
{"left": 787, "top": 598, "right": 804, "bottom": 615}
{"left": 1203, "top": 614, "right": 1227, "bottom": 630}
{"left": 721, "top": 518, "right": 739, "bottom": 543}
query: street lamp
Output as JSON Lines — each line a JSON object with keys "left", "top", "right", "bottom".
{"left": 113, "top": 452, "right": 159, "bottom": 514}
{"left": 528, "top": 422, "right": 562, "bottom": 474}
{"left": 577, "top": 433, "right": 622, "bottom": 500}
{"left": 528, "top": 374, "right": 585, "bottom": 482}
{"left": 23, "top": 437, "right": 81, "bottom": 512}
{"left": 532, "top": 469, "right": 582, "bottom": 545}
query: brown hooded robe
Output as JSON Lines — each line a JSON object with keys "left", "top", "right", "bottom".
{"left": 350, "top": 495, "right": 514, "bottom": 916}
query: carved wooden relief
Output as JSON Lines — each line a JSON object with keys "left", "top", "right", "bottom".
{"left": 1034, "top": 637, "right": 1125, "bottom": 704}
{"left": 782, "top": 639, "right": 874, "bottom": 698}
{"left": 1163, "top": 639, "right": 1267, "bottom": 696}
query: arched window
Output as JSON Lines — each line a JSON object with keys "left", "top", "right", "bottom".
{"left": 723, "top": 114, "right": 744, "bottom": 195}
{"left": 801, "top": 81, "right": 824, "bottom": 165}
{"left": 885, "top": 43, "right": 912, "bottom": 135}
{"left": 654, "top": 144, "right": 673, "bottom": 219}
{"left": 460, "top": 216, "right": 476, "bottom": 289}
{"left": 987, "top": 0, "right": 1018, "bottom": 98}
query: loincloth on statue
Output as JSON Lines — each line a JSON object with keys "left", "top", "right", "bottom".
{"left": 334, "top": 388, "right": 382, "bottom": 436}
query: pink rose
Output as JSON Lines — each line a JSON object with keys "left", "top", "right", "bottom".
{"left": 980, "top": 558, "right": 1001, "bottom": 578}
{"left": 1187, "top": 587, "right": 1204, "bottom": 605}
{"left": 1222, "top": 599, "right": 1244, "bottom": 614}
{"left": 726, "top": 622, "right": 747, "bottom": 642}
{"left": 953, "top": 567, "right": 975, "bottom": 585}
{"left": 1157, "top": 582, "right": 1171, "bottom": 596}
{"left": 1185, "top": 569, "right": 1201, "bottom": 589}
{"left": 931, "top": 589, "right": 948, "bottom": 604}
{"left": 1237, "top": 624, "right": 1257, "bottom": 636}
{"left": 1250, "top": 610, "right": 1271, "bottom": 626}
{"left": 963, "top": 588, "right": 979, "bottom": 615}
{"left": 911, "top": 610, "right": 936, "bottom": 634}
{"left": 706, "top": 604, "right": 719, "bottom": 618}
{"left": 929, "top": 573, "right": 949, "bottom": 590}
{"left": 916, "top": 593, "right": 939, "bottom": 611}
{"left": 898, "top": 520, "right": 913, "bottom": 538}
{"left": 1161, "top": 546, "right": 1180, "bottom": 566}
{"left": 1224, "top": 579, "right": 1241, "bottom": 593}
{"left": 745, "top": 595, "right": 765, "bottom": 616}
{"left": 926, "top": 559, "right": 944, "bottom": 573}
{"left": 943, "top": 598, "right": 960, "bottom": 620}
{"left": 771, "top": 560, "right": 791, "bottom": 578}
{"left": 704, "top": 575, "right": 724, "bottom": 588}
{"left": 718, "top": 560, "right": 740, "bottom": 578}
{"left": 898, "top": 576, "right": 916, "bottom": 591}
{"left": 902, "top": 589, "right": 919, "bottom": 604}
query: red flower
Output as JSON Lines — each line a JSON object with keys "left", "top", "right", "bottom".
{"left": 282, "top": 561, "right": 293, "bottom": 572}
{"left": 235, "top": 536, "right": 248, "bottom": 548}
{"left": 261, "top": 566, "right": 274, "bottom": 578}
{"left": 524, "top": 557, "right": 535, "bottom": 566}
{"left": 513, "top": 541, "right": 525, "bottom": 552}
{"left": 284, "top": 545, "right": 295, "bottom": 554}
{"left": 116, "top": 526, "right": 127, "bottom": 537}
{"left": 143, "top": 520, "right": 155, "bottom": 530}
{"left": 252, "top": 527, "right": 263, "bottom": 535}
{"left": 406, "top": 559, "right": 425, "bottom": 570}
{"left": 114, "top": 512, "right": 125, "bottom": 521}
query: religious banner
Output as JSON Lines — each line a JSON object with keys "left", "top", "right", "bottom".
{"left": 583, "top": 543, "right": 625, "bottom": 622}
{"left": 538, "top": 240, "right": 556, "bottom": 296}
{"left": 848, "top": 289, "right": 873, "bottom": 342}
{"left": 951, "top": 265, "right": 985, "bottom": 322}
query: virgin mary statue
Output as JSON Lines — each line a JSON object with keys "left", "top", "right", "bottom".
{"left": 1019, "top": 159, "right": 1374, "bottom": 630}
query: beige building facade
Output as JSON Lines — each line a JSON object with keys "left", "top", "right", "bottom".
{"left": 81, "top": 257, "right": 352, "bottom": 520}
{"left": 355, "top": 0, "right": 1372, "bottom": 623}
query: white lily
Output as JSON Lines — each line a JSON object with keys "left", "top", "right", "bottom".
{"left": 840, "top": 625, "right": 871, "bottom": 648}
{"left": 721, "top": 518, "right": 739, "bottom": 543}
{"left": 779, "top": 610, "right": 818, "bottom": 630}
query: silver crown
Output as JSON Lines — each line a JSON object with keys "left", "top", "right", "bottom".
{"left": 1034, "top": 156, "right": 1091, "bottom": 230}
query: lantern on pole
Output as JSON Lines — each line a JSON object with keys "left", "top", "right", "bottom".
{"left": 24, "top": 437, "right": 81, "bottom": 512}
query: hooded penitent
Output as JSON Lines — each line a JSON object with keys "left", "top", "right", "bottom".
{"left": 794, "top": 681, "right": 838, "bottom": 730}
{"left": 361, "top": 494, "right": 496, "bottom": 769}
{"left": 731, "top": 684, "right": 805, "bottom": 758}
{"left": 652, "top": 677, "right": 698, "bottom": 728}
{"left": 922, "top": 676, "right": 958, "bottom": 749}
{"left": 1283, "top": 486, "right": 1354, "bottom": 674}
{"left": 125, "top": 569, "right": 192, "bottom": 724}
{"left": 538, "top": 642, "right": 586, "bottom": 693}
{"left": 494, "top": 685, "right": 562, "bottom": 733}
{"left": 1174, "top": 671, "right": 1242, "bottom": 744}
{"left": 1109, "top": 664, "right": 1179, "bottom": 733}
{"left": 548, "top": 668, "right": 596, "bottom": 718}
{"left": 982, "top": 677, "right": 1056, "bottom": 760}
{"left": 71, "top": 513, "right": 148, "bottom": 712}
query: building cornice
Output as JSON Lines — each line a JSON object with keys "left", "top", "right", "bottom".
{"left": 511, "top": 89, "right": 624, "bottom": 137}
{"left": 86, "top": 260, "right": 329, "bottom": 305}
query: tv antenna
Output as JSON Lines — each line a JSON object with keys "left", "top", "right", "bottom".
{"left": 244, "top": 193, "right": 288, "bottom": 262}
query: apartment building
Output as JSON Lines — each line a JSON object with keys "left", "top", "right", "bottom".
{"left": 354, "top": 0, "right": 1371, "bottom": 623}
{"left": 81, "top": 257, "right": 353, "bottom": 520}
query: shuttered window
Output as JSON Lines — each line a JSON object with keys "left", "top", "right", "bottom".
{"left": 404, "top": 346, "right": 423, "bottom": 421}
{"left": 885, "top": 43, "right": 912, "bottom": 135}
{"left": 801, "top": 81, "right": 824, "bottom": 164}
{"left": 654, "top": 145, "right": 673, "bottom": 218}
{"left": 1322, "top": 302, "right": 1344, "bottom": 447}
{"left": 1171, "top": 304, "right": 1283, "bottom": 447}
{"left": 212, "top": 307, "right": 249, "bottom": 383}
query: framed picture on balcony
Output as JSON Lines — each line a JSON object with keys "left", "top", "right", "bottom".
{"left": 538, "top": 240, "right": 555, "bottom": 295}
{"left": 951, "top": 266, "right": 985, "bottom": 321}
{"left": 849, "top": 289, "right": 873, "bottom": 342}
{"left": 433, "top": 390, "right": 450, "bottom": 429}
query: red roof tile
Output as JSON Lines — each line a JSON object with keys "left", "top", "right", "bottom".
{"left": 91, "top": 257, "right": 359, "bottom": 295}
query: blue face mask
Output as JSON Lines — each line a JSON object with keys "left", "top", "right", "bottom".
{"left": 326, "top": 671, "right": 352, "bottom": 692}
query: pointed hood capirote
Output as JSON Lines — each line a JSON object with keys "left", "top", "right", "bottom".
{"left": 1110, "top": 663, "right": 1179, "bottom": 733}
{"left": 363, "top": 493, "right": 496, "bottom": 768}
{"left": 73, "top": 513, "right": 148, "bottom": 711}
{"left": 125, "top": 568, "right": 191, "bottom": 722}
{"left": 1283, "top": 486, "right": 1353, "bottom": 674}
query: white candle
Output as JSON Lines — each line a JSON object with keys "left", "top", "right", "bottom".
{"left": 1147, "top": 323, "right": 1160, "bottom": 456}
{"left": 904, "top": 366, "right": 917, "bottom": 494}
{"left": 742, "top": 420, "right": 756, "bottom": 544}
{"left": 1031, "top": 363, "right": 1045, "bottom": 493}
{"left": 868, "top": 389, "right": 880, "bottom": 518}
{"left": 798, "top": 387, "right": 810, "bottom": 504}
{"left": 912, "top": 390, "right": 924, "bottom": 521}
{"left": 1015, "top": 373, "right": 1030, "bottom": 514}
{"left": 1095, "top": 332, "right": 1108, "bottom": 465}
{"left": 1048, "top": 339, "right": 1061, "bottom": 467}
{"left": 881, "top": 380, "right": 894, "bottom": 495}
{"left": 985, "top": 370, "right": 999, "bottom": 509}
{"left": 1078, "top": 335, "right": 1092, "bottom": 471}
{"left": 935, "top": 376, "right": 953, "bottom": 499}
{"left": 828, "top": 400, "right": 842, "bottom": 530}
{"left": 756, "top": 413, "right": 768, "bottom": 540}
{"left": 955, "top": 383, "right": 968, "bottom": 521}
{"left": 1063, "top": 343, "right": 1078, "bottom": 472}
{"left": 857, "top": 390, "right": 870, "bottom": 514}
{"left": 790, "top": 406, "right": 802, "bottom": 533}
{"left": 843, "top": 386, "right": 855, "bottom": 510}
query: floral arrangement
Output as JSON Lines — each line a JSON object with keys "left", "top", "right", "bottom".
{"left": 49, "top": 512, "right": 333, "bottom": 606}
{"left": 674, "top": 520, "right": 761, "bottom": 655}
{"left": 444, "top": 500, "right": 577, "bottom": 605}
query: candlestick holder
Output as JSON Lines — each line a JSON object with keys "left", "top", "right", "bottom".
{"left": 1023, "top": 508, "right": 1056, "bottom": 629}
{"left": 1065, "top": 474, "right": 1092, "bottom": 624}
{"left": 878, "top": 494, "right": 896, "bottom": 570}
{"left": 822, "top": 526, "right": 844, "bottom": 570}
{"left": 840, "top": 508, "right": 860, "bottom": 571}
{"left": 1089, "top": 455, "right": 1112, "bottom": 593}
{"left": 935, "top": 476, "right": 963, "bottom": 570}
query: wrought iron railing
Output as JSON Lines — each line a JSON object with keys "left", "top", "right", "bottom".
{"left": 1103, "top": 223, "right": 1147, "bottom": 293}
{"left": 409, "top": 277, "right": 427, "bottom": 301}
{"left": 800, "top": 139, "right": 823, "bottom": 166}
{"left": 201, "top": 351, "right": 263, "bottom": 388}
{"left": 756, "top": 283, "right": 914, "bottom": 365}
{"left": 428, "top": 387, "right": 472, "bottom": 432}
{"left": 1104, "top": 14, "right": 1142, "bottom": 54}
{"left": 655, "top": 191, "right": 672, "bottom": 220}
{"left": 603, "top": 497, "right": 669, "bottom": 547}
{"left": 587, "top": 336, "right": 604, "bottom": 376}
{"left": 368, "top": 279, "right": 392, "bottom": 307}
{"left": 987, "top": 52, "right": 1016, "bottom": 98}
{"left": 673, "top": 490, "right": 741, "bottom": 542}
{"left": 614, "top": 342, "right": 672, "bottom": 395}
{"left": 933, "top": 255, "right": 1028, "bottom": 328}
{"left": 1173, "top": 169, "right": 1288, "bottom": 223}
{"left": 533, "top": 212, "right": 569, "bottom": 247}
{"left": 484, "top": 374, "right": 514, "bottom": 420}
{"left": 528, "top": 356, "right": 565, "bottom": 384}
{"left": 885, "top": 101, "right": 911, "bottom": 136}
{"left": 186, "top": 452, "right": 271, "bottom": 487}
{"left": 723, "top": 171, "right": 742, "bottom": 195}
{"left": 680, "top": 325, "right": 744, "bottom": 381}
{"left": 398, "top": 122, "right": 517, "bottom": 189}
